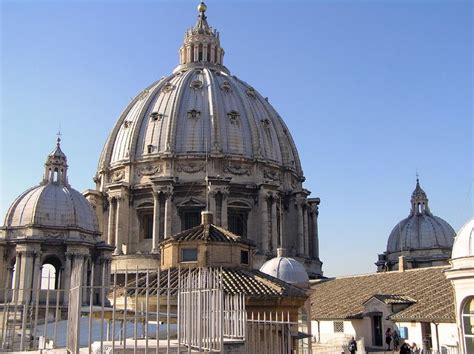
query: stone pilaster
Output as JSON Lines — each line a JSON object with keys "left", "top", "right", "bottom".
{"left": 296, "top": 198, "right": 305, "bottom": 256}
{"left": 107, "top": 197, "right": 116, "bottom": 247}
{"left": 114, "top": 196, "right": 122, "bottom": 254}
{"left": 308, "top": 198, "right": 320, "bottom": 260}
{"left": 164, "top": 187, "right": 174, "bottom": 238}
{"left": 303, "top": 204, "right": 309, "bottom": 256}
{"left": 63, "top": 252, "right": 72, "bottom": 305}
{"left": 221, "top": 189, "right": 229, "bottom": 229}
{"left": 152, "top": 190, "right": 161, "bottom": 252}
{"left": 270, "top": 195, "right": 278, "bottom": 252}
{"left": 259, "top": 190, "right": 270, "bottom": 252}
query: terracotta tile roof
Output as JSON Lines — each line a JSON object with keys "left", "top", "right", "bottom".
{"left": 310, "top": 266, "right": 455, "bottom": 323}
{"left": 160, "top": 224, "right": 254, "bottom": 246}
{"left": 369, "top": 294, "right": 416, "bottom": 305}
{"left": 121, "top": 267, "right": 307, "bottom": 299}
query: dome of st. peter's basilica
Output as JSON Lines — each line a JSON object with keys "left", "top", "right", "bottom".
{"left": 85, "top": 2, "right": 322, "bottom": 277}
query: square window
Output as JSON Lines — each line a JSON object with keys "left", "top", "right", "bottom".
{"left": 181, "top": 248, "right": 198, "bottom": 262}
{"left": 333, "top": 321, "right": 344, "bottom": 333}
{"left": 240, "top": 250, "right": 249, "bottom": 265}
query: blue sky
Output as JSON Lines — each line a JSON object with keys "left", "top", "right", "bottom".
{"left": 1, "top": 0, "right": 472, "bottom": 276}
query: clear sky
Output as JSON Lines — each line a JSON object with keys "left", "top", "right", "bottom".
{"left": 1, "top": 0, "right": 472, "bottom": 277}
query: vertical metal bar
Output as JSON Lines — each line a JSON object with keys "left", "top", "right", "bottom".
{"left": 32, "top": 280, "right": 40, "bottom": 349}
{"left": 111, "top": 268, "right": 117, "bottom": 353}
{"left": 220, "top": 271, "right": 224, "bottom": 354}
{"left": 43, "top": 271, "right": 51, "bottom": 348}
{"left": 166, "top": 268, "right": 170, "bottom": 354}
{"left": 198, "top": 267, "right": 202, "bottom": 351}
{"left": 88, "top": 261, "right": 95, "bottom": 354}
{"left": 134, "top": 266, "right": 138, "bottom": 354}
{"left": 53, "top": 287, "right": 60, "bottom": 348}
{"left": 176, "top": 266, "right": 181, "bottom": 353}
{"left": 19, "top": 300, "right": 28, "bottom": 351}
{"left": 155, "top": 267, "right": 160, "bottom": 354}
{"left": 1, "top": 270, "right": 11, "bottom": 350}
{"left": 187, "top": 269, "right": 191, "bottom": 354}
{"left": 123, "top": 268, "right": 128, "bottom": 350}
{"left": 287, "top": 311, "right": 291, "bottom": 354}
{"left": 145, "top": 269, "right": 149, "bottom": 353}
{"left": 100, "top": 263, "right": 106, "bottom": 353}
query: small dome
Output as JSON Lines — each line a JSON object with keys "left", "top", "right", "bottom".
{"left": 260, "top": 251, "right": 309, "bottom": 288}
{"left": 4, "top": 184, "right": 99, "bottom": 233}
{"left": 451, "top": 218, "right": 474, "bottom": 259}
{"left": 2, "top": 138, "right": 99, "bottom": 235}
{"left": 380, "top": 178, "right": 456, "bottom": 271}
{"left": 387, "top": 214, "right": 455, "bottom": 253}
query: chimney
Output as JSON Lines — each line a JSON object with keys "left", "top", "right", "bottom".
{"left": 398, "top": 255, "right": 406, "bottom": 272}
{"left": 201, "top": 211, "right": 214, "bottom": 225}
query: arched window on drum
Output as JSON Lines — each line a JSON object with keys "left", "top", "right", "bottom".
{"left": 462, "top": 297, "right": 474, "bottom": 353}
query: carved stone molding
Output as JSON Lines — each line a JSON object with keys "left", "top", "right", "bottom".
{"left": 187, "top": 109, "right": 201, "bottom": 120}
{"left": 246, "top": 87, "right": 256, "bottom": 98}
{"left": 224, "top": 164, "right": 250, "bottom": 176}
{"left": 161, "top": 83, "right": 175, "bottom": 93}
{"left": 150, "top": 112, "right": 164, "bottom": 121}
{"left": 227, "top": 111, "right": 240, "bottom": 125}
{"left": 136, "top": 164, "right": 161, "bottom": 177}
{"left": 190, "top": 80, "right": 203, "bottom": 90}
{"left": 111, "top": 170, "right": 125, "bottom": 182}
{"left": 220, "top": 81, "right": 232, "bottom": 93}
{"left": 176, "top": 162, "right": 205, "bottom": 173}
{"left": 264, "top": 170, "right": 281, "bottom": 182}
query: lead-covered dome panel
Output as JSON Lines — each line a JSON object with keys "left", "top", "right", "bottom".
{"left": 98, "top": 67, "right": 302, "bottom": 174}
{"left": 5, "top": 184, "right": 99, "bottom": 233}
{"left": 387, "top": 214, "right": 455, "bottom": 253}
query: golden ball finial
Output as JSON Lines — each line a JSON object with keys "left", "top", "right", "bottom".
{"left": 198, "top": 1, "right": 207, "bottom": 13}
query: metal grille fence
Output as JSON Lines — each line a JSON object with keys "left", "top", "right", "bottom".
{"left": 0, "top": 267, "right": 299, "bottom": 353}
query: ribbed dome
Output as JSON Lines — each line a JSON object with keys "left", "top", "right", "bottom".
{"left": 3, "top": 139, "right": 99, "bottom": 235}
{"left": 98, "top": 68, "right": 302, "bottom": 174}
{"left": 387, "top": 214, "right": 455, "bottom": 253}
{"left": 260, "top": 250, "right": 309, "bottom": 287}
{"left": 386, "top": 178, "right": 455, "bottom": 254}
{"left": 4, "top": 184, "right": 99, "bottom": 233}
{"left": 452, "top": 218, "right": 474, "bottom": 259}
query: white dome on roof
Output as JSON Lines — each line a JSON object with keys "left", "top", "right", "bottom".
{"left": 452, "top": 218, "right": 474, "bottom": 259}
{"left": 260, "top": 249, "right": 309, "bottom": 288}
{"left": 2, "top": 139, "right": 99, "bottom": 237}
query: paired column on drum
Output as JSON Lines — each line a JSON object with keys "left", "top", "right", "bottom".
{"left": 308, "top": 198, "right": 321, "bottom": 260}
{"left": 152, "top": 190, "right": 161, "bottom": 252}
{"left": 258, "top": 184, "right": 280, "bottom": 253}
{"left": 206, "top": 177, "right": 231, "bottom": 228}
{"left": 106, "top": 186, "right": 129, "bottom": 254}
{"left": 295, "top": 191, "right": 313, "bottom": 258}
{"left": 150, "top": 178, "right": 176, "bottom": 242}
